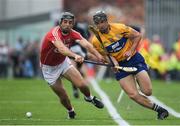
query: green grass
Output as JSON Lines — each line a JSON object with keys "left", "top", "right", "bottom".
{"left": 99, "top": 79, "right": 180, "bottom": 125}
{"left": 0, "top": 79, "right": 115, "bottom": 125}
{"left": 0, "top": 78, "right": 180, "bottom": 125}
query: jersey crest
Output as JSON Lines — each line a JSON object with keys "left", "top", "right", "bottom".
{"left": 106, "top": 37, "right": 127, "bottom": 53}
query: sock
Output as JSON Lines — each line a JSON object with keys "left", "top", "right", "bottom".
{"left": 84, "top": 95, "right": 93, "bottom": 101}
{"left": 152, "top": 103, "right": 161, "bottom": 112}
{"left": 68, "top": 107, "right": 74, "bottom": 112}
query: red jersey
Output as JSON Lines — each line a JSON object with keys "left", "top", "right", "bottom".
{"left": 40, "top": 26, "right": 83, "bottom": 66}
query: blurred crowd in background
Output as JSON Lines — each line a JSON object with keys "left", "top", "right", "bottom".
{"left": 138, "top": 32, "right": 180, "bottom": 81}
{"left": 0, "top": 37, "right": 39, "bottom": 78}
{"left": 0, "top": 0, "right": 180, "bottom": 81}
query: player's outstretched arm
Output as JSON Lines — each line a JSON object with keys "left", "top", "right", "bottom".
{"left": 52, "top": 40, "right": 83, "bottom": 63}
{"left": 77, "top": 38, "right": 104, "bottom": 62}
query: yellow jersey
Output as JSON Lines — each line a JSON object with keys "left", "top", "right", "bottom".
{"left": 91, "top": 23, "right": 136, "bottom": 62}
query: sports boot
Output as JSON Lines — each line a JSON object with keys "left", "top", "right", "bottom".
{"left": 85, "top": 96, "right": 104, "bottom": 109}
{"left": 157, "top": 107, "right": 169, "bottom": 120}
{"left": 68, "top": 111, "right": 76, "bottom": 119}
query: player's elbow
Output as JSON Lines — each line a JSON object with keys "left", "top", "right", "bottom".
{"left": 142, "top": 88, "right": 152, "bottom": 96}
{"left": 84, "top": 43, "right": 92, "bottom": 52}
{"left": 58, "top": 47, "right": 70, "bottom": 56}
{"left": 58, "top": 48, "right": 65, "bottom": 54}
{"left": 130, "top": 31, "right": 142, "bottom": 42}
{"left": 137, "top": 32, "right": 142, "bottom": 40}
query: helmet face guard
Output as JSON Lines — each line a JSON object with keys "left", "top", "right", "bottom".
{"left": 59, "top": 12, "right": 75, "bottom": 24}
{"left": 93, "top": 11, "right": 107, "bottom": 25}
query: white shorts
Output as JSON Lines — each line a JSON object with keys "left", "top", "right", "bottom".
{"left": 41, "top": 57, "right": 73, "bottom": 85}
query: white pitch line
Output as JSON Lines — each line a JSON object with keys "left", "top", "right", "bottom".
{"left": 117, "top": 90, "right": 124, "bottom": 103}
{"left": 88, "top": 78, "right": 130, "bottom": 126}
{"left": 148, "top": 96, "right": 180, "bottom": 118}
{"left": 139, "top": 90, "right": 180, "bottom": 118}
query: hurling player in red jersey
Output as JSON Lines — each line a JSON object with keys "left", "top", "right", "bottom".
{"left": 40, "top": 12, "right": 104, "bottom": 119}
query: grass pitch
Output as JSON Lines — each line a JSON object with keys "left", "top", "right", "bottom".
{"left": 0, "top": 78, "right": 180, "bottom": 125}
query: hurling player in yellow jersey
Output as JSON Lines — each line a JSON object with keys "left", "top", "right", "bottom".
{"left": 91, "top": 11, "right": 168, "bottom": 120}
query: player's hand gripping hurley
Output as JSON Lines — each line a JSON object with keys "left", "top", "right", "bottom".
{"left": 83, "top": 59, "right": 136, "bottom": 72}
{"left": 88, "top": 25, "right": 137, "bottom": 72}
{"left": 69, "top": 57, "right": 137, "bottom": 72}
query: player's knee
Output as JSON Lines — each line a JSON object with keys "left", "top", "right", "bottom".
{"left": 74, "top": 80, "right": 86, "bottom": 88}
{"left": 143, "top": 89, "right": 152, "bottom": 96}
{"left": 75, "top": 82, "right": 83, "bottom": 88}
{"left": 77, "top": 84, "right": 87, "bottom": 90}
{"left": 128, "top": 92, "right": 139, "bottom": 100}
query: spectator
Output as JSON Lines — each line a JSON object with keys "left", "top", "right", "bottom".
{"left": 0, "top": 40, "right": 9, "bottom": 78}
